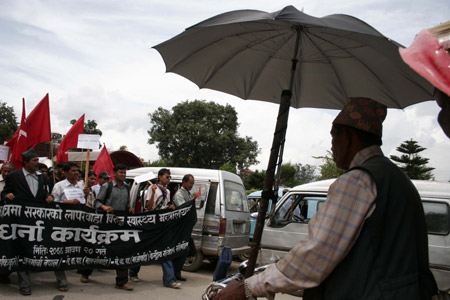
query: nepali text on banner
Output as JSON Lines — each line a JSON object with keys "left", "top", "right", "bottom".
{"left": 0, "top": 199, "right": 196, "bottom": 271}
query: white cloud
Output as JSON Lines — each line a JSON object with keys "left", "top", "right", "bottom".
{"left": 0, "top": 0, "right": 449, "bottom": 182}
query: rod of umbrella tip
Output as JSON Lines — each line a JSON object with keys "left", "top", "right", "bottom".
{"left": 429, "top": 21, "right": 450, "bottom": 49}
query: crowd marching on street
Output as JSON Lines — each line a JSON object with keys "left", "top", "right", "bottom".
{"left": 0, "top": 153, "right": 199, "bottom": 296}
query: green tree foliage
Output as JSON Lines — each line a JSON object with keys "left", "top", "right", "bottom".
{"left": 243, "top": 163, "right": 317, "bottom": 190}
{"left": 219, "top": 162, "right": 237, "bottom": 174}
{"left": 148, "top": 100, "right": 260, "bottom": 170}
{"left": 0, "top": 101, "right": 18, "bottom": 144}
{"left": 314, "top": 150, "right": 345, "bottom": 180}
{"left": 279, "top": 162, "right": 298, "bottom": 187}
{"left": 244, "top": 169, "right": 266, "bottom": 190}
{"left": 70, "top": 119, "right": 103, "bottom": 136}
{"left": 119, "top": 145, "right": 128, "bottom": 151}
{"left": 295, "top": 163, "right": 317, "bottom": 184}
{"left": 390, "top": 139, "right": 435, "bottom": 180}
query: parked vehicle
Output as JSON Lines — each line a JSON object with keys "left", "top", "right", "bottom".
{"left": 126, "top": 167, "right": 251, "bottom": 272}
{"left": 247, "top": 187, "right": 289, "bottom": 239}
{"left": 258, "top": 179, "right": 450, "bottom": 296}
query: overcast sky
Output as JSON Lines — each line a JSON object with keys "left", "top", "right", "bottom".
{"left": 1, "top": 0, "right": 449, "bottom": 181}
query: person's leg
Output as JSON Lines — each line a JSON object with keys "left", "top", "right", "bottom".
{"left": 17, "top": 271, "right": 31, "bottom": 295}
{"left": 129, "top": 266, "right": 141, "bottom": 277}
{"left": 78, "top": 269, "right": 93, "bottom": 282}
{"left": 55, "top": 270, "right": 68, "bottom": 291}
{"left": 172, "top": 253, "right": 187, "bottom": 280}
{"left": 162, "top": 260, "right": 176, "bottom": 287}
{"left": 116, "top": 268, "right": 129, "bottom": 286}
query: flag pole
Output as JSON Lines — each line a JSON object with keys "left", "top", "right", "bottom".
{"left": 50, "top": 140, "right": 56, "bottom": 186}
{"left": 84, "top": 149, "right": 91, "bottom": 187}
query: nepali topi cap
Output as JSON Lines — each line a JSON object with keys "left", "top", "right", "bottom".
{"left": 98, "top": 171, "right": 111, "bottom": 179}
{"left": 21, "top": 149, "right": 39, "bottom": 162}
{"left": 333, "top": 97, "right": 387, "bottom": 137}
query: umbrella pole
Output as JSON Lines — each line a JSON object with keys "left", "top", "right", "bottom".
{"left": 245, "top": 89, "right": 292, "bottom": 278}
{"left": 245, "top": 29, "right": 300, "bottom": 278}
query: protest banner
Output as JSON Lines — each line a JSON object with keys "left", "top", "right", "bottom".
{"left": 0, "top": 145, "right": 9, "bottom": 161}
{"left": 0, "top": 200, "right": 196, "bottom": 271}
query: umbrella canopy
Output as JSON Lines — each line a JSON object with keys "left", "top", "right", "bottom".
{"left": 154, "top": 5, "right": 434, "bottom": 109}
{"left": 153, "top": 6, "right": 435, "bottom": 278}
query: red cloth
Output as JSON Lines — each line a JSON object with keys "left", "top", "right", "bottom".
{"left": 92, "top": 145, "right": 114, "bottom": 184}
{"left": 26, "top": 93, "right": 52, "bottom": 147}
{"left": 10, "top": 99, "right": 27, "bottom": 169}
{"left": 56, "top": 114, "right": 85, "bottom": 163}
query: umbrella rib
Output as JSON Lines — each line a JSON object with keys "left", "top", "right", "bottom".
{"left": 306, "top": 30, "right": 401, "bottom": 107}
{"left": 199, "top": 28, "right": 294, "bottom": 98}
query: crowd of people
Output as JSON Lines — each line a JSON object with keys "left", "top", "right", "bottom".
{"left": 0, "top": 153, "right": 198, "bottom": 296}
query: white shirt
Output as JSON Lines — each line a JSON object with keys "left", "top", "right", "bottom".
{"left": 52, "top": 179, "right": 86, "bottom": 203}
{"left": 23, "top": 169, "right": 40, "bottom": 197}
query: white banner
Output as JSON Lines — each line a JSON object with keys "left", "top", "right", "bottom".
{"left": 77, "top": 134, "right": 100, "bottom": 150}
{"left": 0, "top": 145, "right": 10, "bottom": 161}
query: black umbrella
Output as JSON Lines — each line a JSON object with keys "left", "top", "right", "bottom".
{"left": 153, "top": 5, "right": 434, "bottom": 277}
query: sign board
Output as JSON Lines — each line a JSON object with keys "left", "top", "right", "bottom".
{"left": 0, "top": 145, "right": 10, "bottom": 161}
{"left": 77, "top": 134, "right": 101, "bottom": 150}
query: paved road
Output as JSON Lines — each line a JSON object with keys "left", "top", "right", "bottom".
{"left": 0, "top": 261, "right": 299, "bottom": 300}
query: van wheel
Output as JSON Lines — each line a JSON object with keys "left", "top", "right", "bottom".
{"left": 182, "top": 250, "right": 204, "bottom": 272}
{"left": 436, "top": 291, "right": 450, "bottom": 300}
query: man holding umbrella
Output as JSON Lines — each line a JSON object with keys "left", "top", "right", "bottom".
{"left": 216, "top": 98, "right": 438, "bottom": 300}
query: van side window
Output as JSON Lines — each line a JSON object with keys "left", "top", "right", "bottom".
{"left": 423, "top": 201, "right": 449, "bottom": 235}
{"left": 205, "top": 182, "right": 218, "bottom": 215}
{"left": 224, "top": 181, "right": 249, "bottom": 212}
{"left": 272, "top": 195, "right": 326, "bottom": 227}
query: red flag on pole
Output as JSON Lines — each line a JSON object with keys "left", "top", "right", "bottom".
{"left": 26, "top": 93, "right": 51, "bottom": 147}
{"left": 10, "top": 99, "right": 27, "bottom": 169}
{"left": 56, "top": 114, "right": 85, "bottom": 163}
{"left": 92, "top": 144, "right": 114, "bottom": 183}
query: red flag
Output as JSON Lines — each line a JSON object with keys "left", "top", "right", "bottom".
{"left": 92, "top": 145, "right": 114, "bottom": 184}
{"left": 26, "top": 93, "right": 51, "bottom": 147}
{"left": 9, "top": 99, "right": 27, "bottom": 169}
{"left": 56, "top": 114, "right": 85, "bottom": 163}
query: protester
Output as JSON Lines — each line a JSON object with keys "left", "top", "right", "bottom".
{"left": 399, "top": 21, "right": 450, "bottom": 139}
{"left": 84, "top": 170, "right": 97, "bottom": 208}
{"left": 142, "top": 168, "right": 180, "bottom": 289}
{"left": 216, "top": 98, "right": 438, "bottom": 300}
{"left": 54, "top": 161, "right": 67, "bottom": 182}
{"left": 0, "top": 162, "right": 15, "bottom": 284}
{"left": 171, "top": 174, "right": 199, "bottom": 282}
{"left": 95, "top": 164, "right": 134, "bottom": 291}
{"left": 38, "top": 163, "right": 52, "bottom": 192}
{"left": 75, "top": 170, "right": 97, "bottom": 283}
{"left": 51, "top": 161, "right": 88, "bottom": 205}
{"left": 0, "top": 162, "right": 15, "bottom": 194}
{"left": 92, "top": 171, "right": 111, "bottom": 197}
{"left": 1, "top": 150, "right": 69, "bottom": 296}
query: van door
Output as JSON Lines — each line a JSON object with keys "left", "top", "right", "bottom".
{"left": 259, "top": 193, "right": 326, "bottom": 265}
{"left": 221, "top": 180, "right": 250, "bottom": 252}
{"left": 190, "top": 181, "right": 210, "bottom": 247}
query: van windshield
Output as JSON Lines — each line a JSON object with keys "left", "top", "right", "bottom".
{"left": 224, "top": 181, "right": 249, "bottom": 212}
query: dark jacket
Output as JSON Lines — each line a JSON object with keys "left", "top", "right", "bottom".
{"left": 1, "top": 169, "right": 50, "bottom": 202}
{"left": 304, "top": 155, "right": 438, "bottom": 300}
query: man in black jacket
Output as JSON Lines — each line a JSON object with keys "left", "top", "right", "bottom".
{"left": 1, "top": 150, "right": 68, "bottom": 295}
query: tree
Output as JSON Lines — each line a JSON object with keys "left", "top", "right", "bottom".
{"left": 70, "top": 119, "right": 102, "bottom": 136}
{"left": 148, "top": 100, "right": 260, "bottom": 170}
{"left": 390, "top": 139, "right": 435, "bottom": 180}
{"left": 0, "top": 101, "right": 18, "bottom": 144}
{"left": 244, "top": 169, "right": 266, "bottom": 190}
{"left": 219, "top": 162, "right": 237, "bottom": 174}
{"left": 279, "top": 162, "right": 299, "bottom": 187}
{"left": 295, "top": 163, "right": 318, "bottom": 184}
{"left": 314, "top": 150, "right": 345, "bottom": 180}
{"left": 119, "top": 145, "right": 128, "bottom": 151}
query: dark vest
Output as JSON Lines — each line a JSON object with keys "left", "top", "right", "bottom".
{"left": 303, "top": 155, "right": 437, "bottom": 300}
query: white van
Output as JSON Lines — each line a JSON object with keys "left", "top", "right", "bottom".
{"left": 258, "top": 179, "right": 450, "bottom": 296}
{"left": 126, "top": 167, "right": 251, "bottom": 271}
